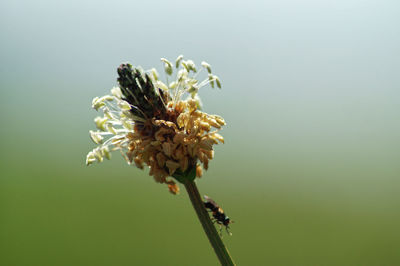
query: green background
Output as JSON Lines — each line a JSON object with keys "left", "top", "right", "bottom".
{"left": 1, "top": 0, "right": 399, "bottom": 265}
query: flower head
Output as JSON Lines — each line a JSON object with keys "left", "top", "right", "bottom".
{"left": 86, "top": 56, "right": 225, "bottom": 194}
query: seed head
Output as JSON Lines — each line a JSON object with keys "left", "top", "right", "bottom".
{"left": 86, "top": 56, "right": 225, "bottom": 194}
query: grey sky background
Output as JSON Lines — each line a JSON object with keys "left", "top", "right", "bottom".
{"left": 1, "top": 0, "right": 399, "bottom": 198}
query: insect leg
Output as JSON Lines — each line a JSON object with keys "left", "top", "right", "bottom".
{"left": 225, "top": 226, "right": 232, "bottom": 236}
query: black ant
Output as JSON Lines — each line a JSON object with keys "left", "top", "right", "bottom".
{"left": 203, "top": 195, "right": 233, "bottom": 236}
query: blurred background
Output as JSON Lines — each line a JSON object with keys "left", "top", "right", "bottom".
{"left": 1, "top": 0, "right": 399, "bottom": 265}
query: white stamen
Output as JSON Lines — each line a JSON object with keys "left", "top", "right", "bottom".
{"left": 92, "top": 97, "right": 105, "bottom": 111}
{"left": 111, "top": 87, "right": 122, "bottom": 98}
{"left": 201, "top": 61, "right": 212, "bottom": 73}
{"left": 90, "top": 130, "right": 104, "bottom": 144}
{"left": 175, "top": 55, "right": 183, "bottom": 68}
{"left": 86, "top": 151, "right": 96, "bottom": 165}
{"left": 94, "top": 116, "right": 108, "bottom": 131}
{"left": 151, "top": 68, "right": 159, "bottom": 81}
{"left": 161, "top": 58, "right": 173, "bottom": 75}
{"left": 106, "top": 124, "right": 117, "bottom": 135}
{"left": 118, "top": 100, "right": 131, "bottom": 111}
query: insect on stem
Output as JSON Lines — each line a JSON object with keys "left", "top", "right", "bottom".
{"left": 203, "top": 195, "right": 233, "bottom": 236}
{"left": 184, "top": 180, "right": 235, "bottom": 266}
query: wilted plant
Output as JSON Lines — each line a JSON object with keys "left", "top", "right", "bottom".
{"left": 86, "top": 55, "right": 235, "bottom": 265}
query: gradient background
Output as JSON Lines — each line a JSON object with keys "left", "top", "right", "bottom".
{"left": 1, "top": 0, "right": 400, "bottom": 265}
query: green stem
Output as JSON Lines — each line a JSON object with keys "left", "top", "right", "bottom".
{"left": 184, "top": 180, "right": 236, "bottom": 266}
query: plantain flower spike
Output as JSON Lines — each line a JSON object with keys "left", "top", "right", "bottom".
{"left": 86, "top": 56, "right": 225, "bottom": 195}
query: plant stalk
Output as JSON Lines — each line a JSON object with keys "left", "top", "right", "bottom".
{"left": 184, "top": 180, "right": 235, "bottom": 266}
